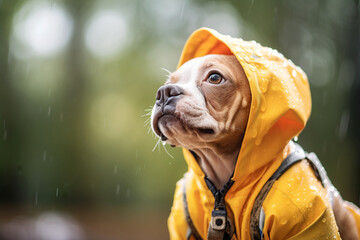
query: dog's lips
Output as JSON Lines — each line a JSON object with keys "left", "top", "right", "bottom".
{"left": 157, "top": 114, "right": 179, "bottom": 140}
{"left": 152, "top": 110, "right": 177, "bottom": 139}
{"left": 152, "top": 107, "right": 216, "bottom": 142}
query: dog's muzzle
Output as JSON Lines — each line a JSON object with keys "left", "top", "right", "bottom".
{"left": 152, "top": 84, "right": 184, "bottom": 140}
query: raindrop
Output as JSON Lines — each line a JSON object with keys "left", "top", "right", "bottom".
{"left": 3, "top": 130, "right": 7, "bottom": 141}
{"left": 35, "top": 192, "right": 38, "bottom": 205}
{"left": 60, "top": 112, "right": 64, "bottom": 122}
{"left": 259, "top": 103, "right": 266, "bottom": 112}
{"left": 293, "top": 136, "right": 298, "bottom": 142}
{"left": 162, "top": 141, "right": 166, "bottom": 146}
{"left": 43, "top": 151, "right": 47, "bottom": 162}
{"left": 56, "top": 187, "right": 59, "bottom": 197}
{"left": 47, "top": 106, "right": 51, "bottom": 117}
{"left": 179, "top": 0, "right": 186, "bottom": 20}
{"left": 126, "top": 188, "right": 130, "bottom": 198}
{"left": 338, "top": 111, "right": 350, "bottom": 140}
{"left": 114, "top": 165, "right": 117, "bottom": 174}
{"left": 251, "top": 129, "right": 258, "bottom": 139}
{"left": 48, "top": 88, "right": 52, "bottom": 97}
{"left": 116, "top": 184, "right": 120, "bottom": 196}
{"left": 135, "top": 166, "right": 141, "bottom": 176}
{"left": 279, "top": 216, "right": 287, "bottom": 224}
{"left": 248, "top": 65, "right": 257, "bottom": 72}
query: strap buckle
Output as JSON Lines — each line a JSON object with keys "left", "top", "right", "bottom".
{"left": 210, "top": 209, "right": 227, "bottom": 230}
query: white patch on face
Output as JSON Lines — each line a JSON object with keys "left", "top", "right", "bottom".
{"left": 171, "top": 58, "right": 218, "bottom": 132}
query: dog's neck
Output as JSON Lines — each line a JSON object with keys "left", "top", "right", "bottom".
{"left": 191, "top": 143, "right": 241, "bottom": 190}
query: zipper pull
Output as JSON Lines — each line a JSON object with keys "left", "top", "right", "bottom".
{"left": 210, "top": 208, "right": 227, "bottom": 230}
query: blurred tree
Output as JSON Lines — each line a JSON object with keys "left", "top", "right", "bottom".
{"left": 0, "top": 0, "right": 24, "bottom": 204}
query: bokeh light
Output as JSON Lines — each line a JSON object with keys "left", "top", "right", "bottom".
{"left": 11, "top": 1, "right": 73, "bottom": 58}
{"left": 84, "top": 10, "right": 129, "bottom": 59}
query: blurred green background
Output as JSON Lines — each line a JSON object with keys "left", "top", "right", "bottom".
{"left": 0, "top": 0, "right": 359, "bottom": 239}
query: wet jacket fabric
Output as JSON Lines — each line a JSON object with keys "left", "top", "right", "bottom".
{"left": 168, "top": 28, "right": 342, "bottom": 239}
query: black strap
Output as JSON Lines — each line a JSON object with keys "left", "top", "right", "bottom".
{"left": 183, "top": 177, "right": 203, "bottom": 240}
{"left": 249, "top": 143, "right": 324, "bottom": 240}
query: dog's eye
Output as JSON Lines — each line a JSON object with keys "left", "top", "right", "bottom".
{"left": 207, "top": 73, "right": 224, "bottom": 84}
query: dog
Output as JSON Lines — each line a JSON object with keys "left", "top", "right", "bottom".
{"left": 151, "top": 28, "right": 360, "bottom": 240}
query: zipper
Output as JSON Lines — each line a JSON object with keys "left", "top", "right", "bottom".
{"left": 205, "top": 176, "right": 234, "bottom": 231}
{"left": 204, "top": 176, "right": 234, "bottom": 209}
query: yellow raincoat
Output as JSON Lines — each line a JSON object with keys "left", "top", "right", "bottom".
{"left": 168, "top": 28, "right": 360, "bottom": 239}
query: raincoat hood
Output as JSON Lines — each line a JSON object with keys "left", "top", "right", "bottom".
{"left": 178, "top": 28, "right": 311, "bottom": 183}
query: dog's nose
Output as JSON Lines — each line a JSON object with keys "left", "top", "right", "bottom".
{"left": 156, "top": 85, "right": 183, "bottom": 106}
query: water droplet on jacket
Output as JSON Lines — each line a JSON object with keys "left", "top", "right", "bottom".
{"left": 248, "top": 64, "right": 257, "bottom": 72}
{"left": 250, "top": 129, "right": 258, "bottom": 139}
{"left": 282, "top": 62, "right": 288, "bottom": 67}
{"left": 260, "top": 69, "right": 267, "bottom": 76}
{"left": 279, "top": 216, "right": 287, "bottom": 224}
{"left": 322, "top": 218, "right": 326, "bottom": 223}
{"left": 294, "top": 136, "right": 298, "bottom": 142}
{"left": 292, "top": 70, "right": 297, "bottom": 78}
{"left": 260, "top": 104, "right": 266, "bottom": 112}
{"left": 244, "top": 56, "right": 250, "bottom": 63}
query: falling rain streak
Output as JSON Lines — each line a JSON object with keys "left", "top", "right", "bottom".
{"left": 3, "top": 120, "right": 7, "bottom": 141}
{"left": 116, "top": 184, "right": 120, "bottom": 196}
{"left": 338, "top": 111, "right": 350, "bottom": 140}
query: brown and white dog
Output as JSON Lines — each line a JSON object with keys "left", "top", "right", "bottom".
{"left": 151, "top": 54, "right": 358, "bottom": 239}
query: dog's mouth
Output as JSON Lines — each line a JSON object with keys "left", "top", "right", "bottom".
{"left": 198, "top": 128, "right": 215, "bottom": 135}
{"left": 153, "top": 112, "right": 216, "bottom": 143}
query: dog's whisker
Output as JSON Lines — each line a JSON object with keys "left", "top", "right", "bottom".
{"left": 144, "top": 117, "right": 151, "bottom": 126}
{"left": 152, "top": 138, "right": 161, "bottom": 152}
{"left": 147, "top": 126, "right": 153, "bottom": 134}
{"left": 162, "top": 141, "right": 174, "bottom": 159}
{"left": 161, "top": 67, "right": 172, "bottom": 78}
{"left": 141, "top": 112, "right": 153, "bottom": 118}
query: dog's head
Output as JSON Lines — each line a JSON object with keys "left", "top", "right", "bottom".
{"left": 151, "top": 54, "right": 251, "bottom": 151}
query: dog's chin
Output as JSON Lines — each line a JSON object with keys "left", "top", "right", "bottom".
{"left": 156, "top": 115, "right": 217, "bottom": 147}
